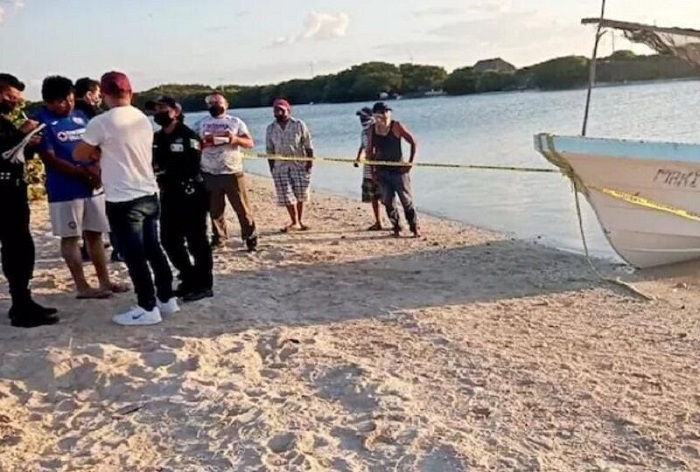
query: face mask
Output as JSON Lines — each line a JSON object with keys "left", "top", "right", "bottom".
{"left": 208, "top": 105, "right": 225, "bottom": 117}
{"left": 0, "top": 100, "right": 17, "bottom": 115}
{"left": 154, "top": 112, "right": 174, "bottom": 127}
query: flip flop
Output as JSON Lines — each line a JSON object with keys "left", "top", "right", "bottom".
{"left": 76, "top": 288, "right": 113, "bottom": 300}
{"left": 299, "top": 224, "right": 311, "bottom": 231}
{"left": 367, "top": 223, "right": 383, "bottom": 231}
{"left": 281, "top": 224, "right": 301, "bottom": 233}
{"left": 107, "top": 282, "right": 131, "bottom": 294}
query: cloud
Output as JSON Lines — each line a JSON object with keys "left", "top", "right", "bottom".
{"left": 271, "top": 11, "right": 350, "bottom": 47}
{"left": 412, "top": 7, "right": 464, "bottom": 17}
{"left": 0, "top": 0, "right": 26, "bottom": 24}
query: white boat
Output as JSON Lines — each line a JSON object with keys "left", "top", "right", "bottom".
{"left": 536, "top": 134, "right": 700, "bottom": 268}
{"left": 533, "top": 9, "right": 700, "bottom": 269}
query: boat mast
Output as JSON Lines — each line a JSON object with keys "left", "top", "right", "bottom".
{"left": 581, "top": 0, "right": 607, "bottom": 137}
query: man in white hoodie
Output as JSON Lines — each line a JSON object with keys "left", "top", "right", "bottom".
{"left": 196, "top": 92, "right": 258, "bottom": 251}
{"left": 73, "top": 71, "right": 179, "bottom": 326}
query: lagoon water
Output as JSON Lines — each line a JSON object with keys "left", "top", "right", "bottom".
{"left": 183, "top": 80, "right": 700, "bottom": 261}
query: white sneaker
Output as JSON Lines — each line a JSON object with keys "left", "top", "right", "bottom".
{"left": 112, "top": 306, "right": 162, "bottom": 326}
{"left": 157, "top": 297, "right": 181, "bottom": 315}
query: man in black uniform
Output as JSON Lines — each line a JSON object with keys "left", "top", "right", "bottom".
{"left": 0, "top": 73, "right": 59, "bottom": 327}
{"left": 152, "top": 96, "right": 213, "bottom": 302}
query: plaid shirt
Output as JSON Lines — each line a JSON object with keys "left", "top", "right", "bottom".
{"left": 265, "top": 117, "right": 313, "bottom": 167}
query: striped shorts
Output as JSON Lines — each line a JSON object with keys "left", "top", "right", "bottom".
{"left": 272, "top": 163, "right": 311, "bottom": 206}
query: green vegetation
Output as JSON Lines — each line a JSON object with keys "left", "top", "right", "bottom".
{"left": 6, "top": 106, "right": 46, "bottom": 201}
{"left": 126, "top": 51, "right": 698, "bottom": 111}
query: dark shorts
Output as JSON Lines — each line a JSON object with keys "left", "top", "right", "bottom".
{"left": 361, "top": 178, "right": 381, "bottom": 202}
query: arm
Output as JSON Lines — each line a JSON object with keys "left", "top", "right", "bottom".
{"left": 396, "top": 122, "right": 417, "bottom": 171}
{"left": 366, "top": 129, "right": 378, "bottom": 179}
{"left": 301, "top": 122, "right": 313, "bottom": 158}
{"left": 41, "top": 149, "right": 97, "bottom": 187}
{"left": 73, "top": 119, "right": 103, "bottom": 163}
{"left": 355, "top": 128, "right": 368, "bottom": 166}
{"left": 265, "top": 126, "right": 275, "bottom": 172}
{"left": 232, "top": 120, "right": 254, "bottom": 149}
{"left": 185, "top": 132, "right": 203, "bottom": 177}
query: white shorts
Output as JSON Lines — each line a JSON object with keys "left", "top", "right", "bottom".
{"left": 49, "top": 194, "right": 110, "bottom": 238}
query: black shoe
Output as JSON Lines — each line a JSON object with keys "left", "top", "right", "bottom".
{"left": 11, "top": 312, "right": 60, "bottom": 328}
{"left": 181, "top": 289, "right": 214, "bottom": 303}
{"left": 246, "top": 236, "right": 258, "bottom": 252}
{"left": 26, "top": 300, "right": 58, "bottom": 317}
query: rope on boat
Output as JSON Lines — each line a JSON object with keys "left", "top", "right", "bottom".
{"left": 541, "top": 135, "right": 655, "bottom": 301}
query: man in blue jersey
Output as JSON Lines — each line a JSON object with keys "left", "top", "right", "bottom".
{"left": 36, "top": 76, "right": 128, "bottom": 299}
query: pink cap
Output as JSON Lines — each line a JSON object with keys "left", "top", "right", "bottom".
{"left": 273, "top": 98, "right": 291, "bottom": 111}
{"left": 100, "top": 71, "right": 132, "bottom": 96}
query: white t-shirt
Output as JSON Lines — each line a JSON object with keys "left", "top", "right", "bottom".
{"left": 82, "top": 106, "right": 159, "bottom": 203}
{"left": 195, "top": 114, "right": 250, "bottom": 175}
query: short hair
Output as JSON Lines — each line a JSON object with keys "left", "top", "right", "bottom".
{"left": 74, "top": 77, "right": 100, "bottom": 98}
{"left": 41, "top": 76, "right": 74, "bottom": 102}
{"left": 0, "top": 73, "right": 26, "bottom": 93}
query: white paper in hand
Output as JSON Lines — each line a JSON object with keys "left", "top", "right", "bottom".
{"left": 1, "top": 124, "right": 46, "bottom": 164}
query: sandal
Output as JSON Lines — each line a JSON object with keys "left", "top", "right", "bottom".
{"left": 76, "top": 288, "right": 113, "bottom": 300}
{"left": 367, "top": 223, "right": 383, "bottom": 231}
{"left": 107, "top": 282, "right": 131, "bottom": 294}
{"left": 281, "top": 224, "right": 301, "bottom": 233}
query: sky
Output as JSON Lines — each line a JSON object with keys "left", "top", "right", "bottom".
{"left": 1, "top": 0, "right": 699, "bottom": 100}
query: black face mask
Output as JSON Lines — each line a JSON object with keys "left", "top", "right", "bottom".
{"left": 0, "top": 101, "right": 17, "bottom": 115}
{"left": 208, "top": 105, "right": 225, "bottom": 117}
{"left": 154, "top": 112, "right": 174, "bottom": 127}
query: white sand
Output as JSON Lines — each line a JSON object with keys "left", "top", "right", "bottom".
{"left": 1, "top": 175, "right": 699, "bottom": 471}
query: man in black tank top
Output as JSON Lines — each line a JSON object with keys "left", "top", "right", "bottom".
{"left": 366, "top": 102, "right": 420, "bottom": 237}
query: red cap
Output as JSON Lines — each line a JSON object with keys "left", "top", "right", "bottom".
{"left": 100, "top": 71, "right": 132, "bottom": 96}
{"left": 273, "top": 98, "right": 291, "bottom": 111}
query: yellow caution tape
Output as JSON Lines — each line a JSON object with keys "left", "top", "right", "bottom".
{"left": 242, "top": 152, "right": 560, "bottom": 174}
{"left": 589, "top": 185, "right": 700, "bottom": 224}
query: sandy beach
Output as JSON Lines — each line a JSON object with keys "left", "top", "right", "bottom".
{"left": 1, "top": 174, "right": 699, "bottom": 471}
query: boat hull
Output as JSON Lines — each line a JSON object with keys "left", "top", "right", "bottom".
{"left": 535, "top": 133, "right": 700, "bottom": 268}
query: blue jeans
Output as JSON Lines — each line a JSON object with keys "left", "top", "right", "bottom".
{"left": 106, "top": 194, "right": 173, "bottom": 311}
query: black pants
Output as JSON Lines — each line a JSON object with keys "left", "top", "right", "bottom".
{"left": 0, "top": 183, "right": 35, "bottom": 310}
{"left": 160, "top": 186, "right": 213, "bottom": 292}
{"left": 106, "top": 194, "right": 173, "bottom": 311}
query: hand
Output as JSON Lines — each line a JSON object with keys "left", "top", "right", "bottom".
{"left": 76, "top": 166, "right": 102, "bottom": 189}
{"left": 27, "top": 134, "right": 42, "bottom": 147}
{"left": 202, "top": 134, "right": 215, "bottom": 148}
{"left": 353, "top": 161, "right": 359, "bottom": 168}
{"left": 225, "top": 130, "right": 237, "bottom": 145}
{"left": 19, "top": 119, "right": 39, "bottom": 134}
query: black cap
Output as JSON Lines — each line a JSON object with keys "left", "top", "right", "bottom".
{"left": 144, "top": 100, "right": 157, "bottom": 111}
{"left": 154, "top": 96, "right": 180, "bottom": 109}
{"left": 372, "top": 102, "right": 391, "bottom": 113}
{"left": 356, "top": 106, "right": 372, "bottom": 117}
{"left": 0, "top": 73, "right": 25, "bottom": 92}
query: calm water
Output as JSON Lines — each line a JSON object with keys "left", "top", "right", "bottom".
{"left": 183, "top": 80, "right": 700, "bottom": 261}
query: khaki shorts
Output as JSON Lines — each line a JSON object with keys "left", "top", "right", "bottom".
{"left": 49, "top": 194, "right": 110, "bottom": 238}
